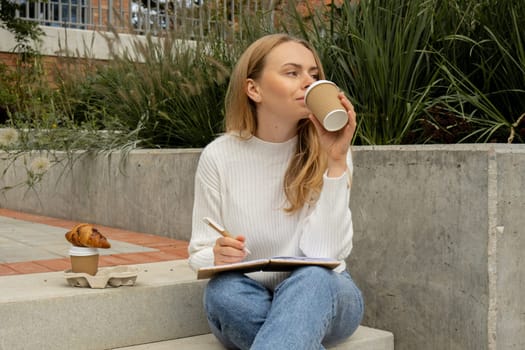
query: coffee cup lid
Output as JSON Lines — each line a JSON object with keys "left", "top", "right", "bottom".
{"left": 69, "top": 246, "right": 99, "bottom": 256}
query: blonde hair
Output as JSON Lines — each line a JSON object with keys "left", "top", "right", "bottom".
{"left": 224, "top": 33, "right": 327, "bottom": 212}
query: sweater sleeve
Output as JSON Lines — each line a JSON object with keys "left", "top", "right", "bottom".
{"left": 299, "top": 151, "right": 354, "bottom": 260}
{"left": 188, "top": 147, "right": 222, "bottom": 271}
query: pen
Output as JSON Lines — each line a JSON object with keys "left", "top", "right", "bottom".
{"left": 202, "top": 217, "right": 252, "bottom": 255}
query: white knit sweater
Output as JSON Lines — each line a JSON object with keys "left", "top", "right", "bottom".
{"left": 188, "top": 133, "right": 354, "bottom": 290}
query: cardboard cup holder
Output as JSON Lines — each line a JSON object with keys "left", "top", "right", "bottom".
{"left": 64, "top": 265, "right": 139, "bottom": 289}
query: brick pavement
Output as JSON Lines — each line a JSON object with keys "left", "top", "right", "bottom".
{"left": 0, "top": 208, "right": 189, "bottom": 276}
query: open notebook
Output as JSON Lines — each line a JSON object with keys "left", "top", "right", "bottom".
{"left": 197, "top": 257, "right": 341, "bottom": 280}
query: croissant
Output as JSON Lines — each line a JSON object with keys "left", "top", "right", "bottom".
{"left": 65, "top": 223, "right": 111, "bottom": 249}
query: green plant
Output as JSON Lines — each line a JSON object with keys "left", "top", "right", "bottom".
{"left": 280, "top": 0, "right": 440, "bottom": 145}
{"left": 3, "top": 0, "right": 525, "bottom": 153}
{"left": 431, "top": 1, "right": 525, "bottom": 143}
{"left": 280, "top": 0, "right": 525, "bottom": 144}
{"left": 63, "top": 31, "right": 237, "bottom": 148}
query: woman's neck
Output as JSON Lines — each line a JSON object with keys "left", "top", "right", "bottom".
{"left": 255, "top": 115, "right": 298, "bottom": 143}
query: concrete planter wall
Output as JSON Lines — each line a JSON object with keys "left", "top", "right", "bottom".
{"left": 348, "top": 145, "right": 524, "bottom": 350}
{"left": 1, "top": 144, "right": 524, "bottom": 349}
{"left": 0, "top": 149, "right": 201, "bottom": 241}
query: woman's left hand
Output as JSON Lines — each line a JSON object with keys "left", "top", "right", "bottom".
{"left": 308, "top": 92, "right": 357, "bottom": 177}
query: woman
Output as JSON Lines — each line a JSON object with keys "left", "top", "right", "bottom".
{"left": 188, "top": 33, "right": 364, "bottom": 350}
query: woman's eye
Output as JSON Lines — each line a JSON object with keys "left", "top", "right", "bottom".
{"left": 311, "top": 74, "right": 319, "bottom": 80}
{"left": 286, "top": 71, "right": 298, "bottom": 76}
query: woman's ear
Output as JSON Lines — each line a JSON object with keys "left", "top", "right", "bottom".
{"left": 246, "top": 78, "right": 262, "bottom": 103}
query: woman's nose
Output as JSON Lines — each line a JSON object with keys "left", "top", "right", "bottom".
{"left": 303, "top": 74, "right": 316, "bottom": 89}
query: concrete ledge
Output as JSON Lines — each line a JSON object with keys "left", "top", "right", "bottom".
{"left": 114, "top": 327, "right": 394, "bottom": 350}
{"left": 0, "top": 259, "right": 393, "bottom": 350}
{"left": 0, "top": 260, "right": 209, "bottom": 350}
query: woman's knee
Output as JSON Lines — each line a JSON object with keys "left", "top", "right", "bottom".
{"left": 205, "top": 272, "right": 272, "bottom": 318}
{"left": 287, "top": 267, "right": 364, "bottom": 322}
{"left": 294, "top": 265, "right": 333, "bottom": 279}
{"left": 204, "top": 272, "right": 243, "bottom": 314}
{"left": 286, "top": 265, "right": 337, "bottom": 288}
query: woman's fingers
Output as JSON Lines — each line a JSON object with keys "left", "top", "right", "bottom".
{"left": 213, "top": 236, "right": 247, "bottom": 265}
{"left": 338, "top": 93, "right": 356, "bottom": 130}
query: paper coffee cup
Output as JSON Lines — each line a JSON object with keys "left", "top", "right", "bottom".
{"left": 69, "top": 246, "right": 99, "bottom": 276}
{"left": 305, "top": 80, "right": 348, "bottom": 132}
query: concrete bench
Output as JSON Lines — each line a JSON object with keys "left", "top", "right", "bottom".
{"left": 115, "top": 327, "right": 394, "bottom": 350}
{"left": 0, "top": 260, "right": 393, "bottom": 350}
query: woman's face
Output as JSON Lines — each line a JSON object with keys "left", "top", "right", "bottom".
{"left": 247, "top": 41, "right": 319, "bottom": 127}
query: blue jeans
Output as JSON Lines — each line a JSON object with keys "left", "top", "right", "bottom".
{"left": 204, "top": 266, "right": 364, "bottom": 350}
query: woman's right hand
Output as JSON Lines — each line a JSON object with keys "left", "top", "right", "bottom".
{"left": 213, "top": 235, "right": 247, "bottom": 265}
